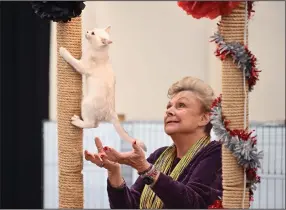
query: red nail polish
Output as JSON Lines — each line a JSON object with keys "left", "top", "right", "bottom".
{"left": 134, "top": 141, "right": 137, "bottom": 145}
{"left": 103, "top": 146, "right": 108, "bottom": 151}
{"left": 100, "top": 154, "right": 104, "bottom": 158}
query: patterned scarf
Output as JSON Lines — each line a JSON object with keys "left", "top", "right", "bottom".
{"left": 139, "top": 136, "right": 210, "bottom": 209}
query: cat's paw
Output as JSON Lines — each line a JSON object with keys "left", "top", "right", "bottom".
{"left": 59, "top": 47, "right": 69, "bottom": 58}
{"left": 71, "top": 118, "right": 84, "bottom": 128}
{"left": 71, "top": 115, "right": 83, "bottom": 128}
{"left": 71, "top": 115, "right": 80, "bottom": 121}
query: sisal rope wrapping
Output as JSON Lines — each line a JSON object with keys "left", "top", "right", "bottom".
{"left": 219, "top": 2, "right": 250, "bottom": 208}
{"left": 57, "top": 17, "right": 83, "bottom": 209}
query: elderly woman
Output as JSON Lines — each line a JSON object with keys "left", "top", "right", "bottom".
{"left": 85, "top": 76, "right": 222, "bottom": 209}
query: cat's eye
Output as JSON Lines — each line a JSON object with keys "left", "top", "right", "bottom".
{"left": 91, "top": 32, "right": 95, "bottom": 35}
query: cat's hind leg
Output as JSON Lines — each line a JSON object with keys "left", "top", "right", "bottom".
{"left": 71, "top": 115, "right": 98, "bottom": 128}
{"left": 71, "top": 98, "right": 100, "bottom": 129}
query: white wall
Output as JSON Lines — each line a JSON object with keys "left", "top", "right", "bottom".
{"left": 248, "top": 2, "right": 285, "bottom": 122}
{"left": 49, "top": 1, "right": 285, "bottom": 122}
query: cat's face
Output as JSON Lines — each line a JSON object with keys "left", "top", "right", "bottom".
{"left": 85, "top": 26, "right": 112, "bottom": 49}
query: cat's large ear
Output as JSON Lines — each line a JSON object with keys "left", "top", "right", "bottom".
{"left": 105, "top": 25, "right": 111, "bottom": 34}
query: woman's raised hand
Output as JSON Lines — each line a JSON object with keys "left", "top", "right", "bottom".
{"left": 84, "top": 137, "right": 120, "bottom": 172}
{"left": 103, "top": 140, "right": 151, "bottom": 173}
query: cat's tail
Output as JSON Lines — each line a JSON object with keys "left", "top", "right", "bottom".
{"left": 110, "top": 113, "right": 147, "bottom": 152}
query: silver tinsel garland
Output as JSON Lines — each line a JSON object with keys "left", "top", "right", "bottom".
{"left": 210, "top": 98, "right": 264, "bottom": 195}
{"left": 210, "top": 32, "right": 259, "bottom": 91}
{"left": 210, "top": 100, "right": 264, "bottom": 170}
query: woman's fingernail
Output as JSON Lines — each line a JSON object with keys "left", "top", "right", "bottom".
{"left": 103, "top": 146, "right": 108, "bottom": 151}
{"left": 134, "top": 140, "right": 137, "bottom": 145}
{"left": 100, "top": 154, "right": 104, "bottom": 158}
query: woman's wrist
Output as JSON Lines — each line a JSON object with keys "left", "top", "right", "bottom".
{"left": 107, "top": 164, "right": 120, "bottom": 174}
{"left": 108, "top": 168, "right": 125, "bottom": 188}
{"left": 136, "top": 161, "right": 151, "bottom": 174}
{"left": 139, "top": 164, "right": 160, "bottom": 186}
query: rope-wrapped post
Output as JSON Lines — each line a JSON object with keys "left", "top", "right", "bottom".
{"left": 57, "top": 17, "right": 83, "bottom": 208}
{"left": 219, "top": 2, "right": 249, "bottom": 208}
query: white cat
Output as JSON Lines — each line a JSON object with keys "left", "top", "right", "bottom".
{"left": 59, "top": 26, "right": 147, "bottom": 152}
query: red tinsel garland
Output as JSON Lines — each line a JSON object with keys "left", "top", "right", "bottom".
{"left": 208, "top": 199, "right": 223, "bottom": 209}
{"left": 177, "top": 1, "right": 254, "bottom": 20}
{"left": 213, "top": 35, "right": 261, "bottom": 91}
{"left": 208, "top": 95, "right": 261, "bottom": 209}
{"left": 177, "top": 1, "right": 259, "bottom": 208}
{"left": 245, "top": 47, "right": 261, "bottom": 89}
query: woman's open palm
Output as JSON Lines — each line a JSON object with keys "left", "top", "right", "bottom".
{"left": 104, "top": 141, "right": 150, "bottom": 172}
{"left": 84, "top": 137, "right": 120, "bottom": 172}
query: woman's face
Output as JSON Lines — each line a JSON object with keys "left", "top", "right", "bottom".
{"left": 164, "top": 90, "right": 209, "bottom": 135}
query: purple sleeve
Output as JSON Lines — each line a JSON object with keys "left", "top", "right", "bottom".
{"left": 106, "top": 176, "right": 144, "bottom": 209}
{"left": 151, "top": 145, "right": 222, "bottom": 209}
{"left": 106, "top": 147, "right": 167, "bottom": 209}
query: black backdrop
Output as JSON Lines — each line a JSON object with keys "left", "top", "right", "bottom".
{"left": 1, "top": 2, "right": 50, "bottom": 208}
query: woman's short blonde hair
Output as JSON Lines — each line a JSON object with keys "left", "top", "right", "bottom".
{"left": 167, "top": 76, "right": 215, "bottom": 134}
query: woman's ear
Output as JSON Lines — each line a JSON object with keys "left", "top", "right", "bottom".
{"left": 198, "top": 112, "right": 210, "bottom": 127}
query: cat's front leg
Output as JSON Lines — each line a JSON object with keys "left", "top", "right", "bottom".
{"left": 59, "top": 47, "right": 86, "bottom": 75}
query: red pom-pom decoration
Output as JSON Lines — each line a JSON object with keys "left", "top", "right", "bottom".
{"left": 177, "top": 1, "right": 241, "bottom": 19}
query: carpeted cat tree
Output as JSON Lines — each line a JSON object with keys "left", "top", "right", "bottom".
{"left": 31, "top": 2, "right": 86, "bottom": 208}
{"left": 178, "top": 1, "right": 263, "bottom": 209}
{"left": 56, "top": 16, "right": 83, "bottom": 208}
{"left": 218, "top": 2, "right": 250, "bottom": 208}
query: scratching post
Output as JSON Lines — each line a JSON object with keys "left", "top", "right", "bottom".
{"left": 220, "top": 2, "right": 249, "bottom": 208}
{"left": 57, "top": 17, "right": 84, "bottom": 208}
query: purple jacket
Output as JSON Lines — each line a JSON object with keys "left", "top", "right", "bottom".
{"left": 107, "top": 141, "right": 222, "bottom": 209}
